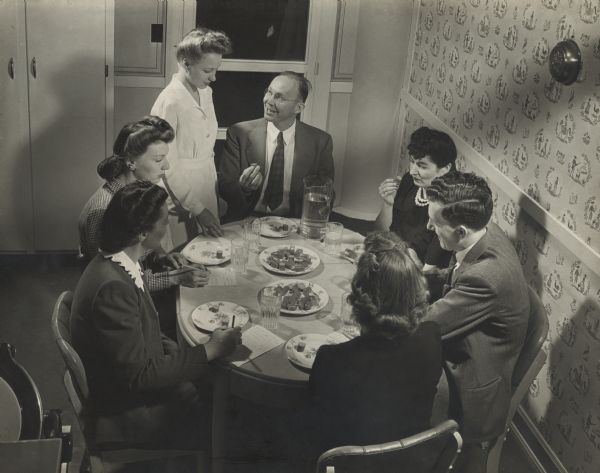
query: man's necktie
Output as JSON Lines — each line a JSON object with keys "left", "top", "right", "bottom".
{"left": 263, "top": 131, "right": 285, "bottom": 211}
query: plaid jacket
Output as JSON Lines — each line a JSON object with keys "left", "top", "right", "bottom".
{"left": 78, "top": 179, "right": 172, "bottom": 292}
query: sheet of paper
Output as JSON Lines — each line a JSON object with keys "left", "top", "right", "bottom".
{"left": 327, "top": 331, "right": 352, "bottom": 343}
{"left": 228, "top": 325, "right": 285, "bottom": 367}
{"left": 206, "top": 267, "right": 238, "bottom": 286}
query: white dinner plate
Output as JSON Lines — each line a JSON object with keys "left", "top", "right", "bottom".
{"left": 182, "top": 238, "right": 231, "bottom": 265}
{"left": 263, "top": 279, "right": 329, "bottom": 315}
{"left": 259, "top": 245, "right": 320, "bottom": 276}
{"left": 259, "top": 216, "right": 295, "bottom": 238}
{"left": 340, "top": 243, "right": 364, "bottom": 263}
{"left": 285, "top": 333, "right": 340, "bottom": 370}
{"left": 191, "top": 301, "right": 249, "bottom": 332}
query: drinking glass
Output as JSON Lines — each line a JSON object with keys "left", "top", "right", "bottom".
{"left": 323, "top": 222, "right": 343, "bottom": 255}
{"left": 230, "top": 238, "right": 249, "bottom": 274}
{"left": 258, "top": 287, "right": 282, "bottom": 329}
{"left": 340, "top": 291, "right": 359, "bottom": 338}
{"left": 244, "top": 218, "right": 262, "bottom": 252}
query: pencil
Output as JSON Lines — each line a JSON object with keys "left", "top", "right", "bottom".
{"left": 168, "top": 266, "right": 197, "bottom": 276}
{"left": 231, "top": 315, "right": 236, "bottom": 328}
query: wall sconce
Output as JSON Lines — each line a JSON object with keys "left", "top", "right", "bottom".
{"left": 549, "top": 39, "right": 582, "bottom": 85}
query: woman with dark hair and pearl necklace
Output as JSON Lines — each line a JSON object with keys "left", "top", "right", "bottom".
{"left": 374, "top": 126, "right": 456, "bottom": 270}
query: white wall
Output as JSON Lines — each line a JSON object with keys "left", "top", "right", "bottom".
{"left": 335, "top": 0, "right": 414, "bottom": 220}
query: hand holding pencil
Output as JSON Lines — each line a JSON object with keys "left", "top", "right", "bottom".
{"left": 167, "top": 259, "right": 210, "bottom": 288}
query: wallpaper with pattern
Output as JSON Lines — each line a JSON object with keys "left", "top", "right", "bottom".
{"left": 403, "top": 1, "right": 600, "bottom": 471}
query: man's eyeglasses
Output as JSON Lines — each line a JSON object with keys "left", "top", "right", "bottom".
{"left": 264, "top": 88, "right": 301, "bottom": 106}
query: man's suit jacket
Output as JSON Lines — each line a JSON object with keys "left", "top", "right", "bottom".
{"left": 425, "top": 222, "right": 529, "bottom": 443}
{"left": 71, "top": 254, "right": 209, "bottom": 445}
{"left": 218, "top": 118, "right": 334, "bottom": 220}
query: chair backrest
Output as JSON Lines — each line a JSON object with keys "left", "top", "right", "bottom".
{"left": 485, "top": 286, "right": 550, "bottom": 473}
{"left": 511, "top": 286, "right": 549, "bottom": 389}
{"left": 316, "top": 419, "right": 462, "bottom": 473}
{"left": 0, "top": 343, "right": 43, "bottom": 440}
{"left": 51, "top": 291, "right": 89, "bottom": 411}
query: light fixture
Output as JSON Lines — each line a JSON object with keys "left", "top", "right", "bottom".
{"left": 549, "top": 39, "right": 582, "bottom": 86}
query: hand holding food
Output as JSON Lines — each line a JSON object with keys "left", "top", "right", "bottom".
{"left": 378, "top": 178, "right": 400, "bottom": 205}
{"left": 240, "top": 163, "right": 263, "bottom": 192}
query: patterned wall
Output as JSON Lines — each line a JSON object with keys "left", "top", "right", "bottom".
{"left": 403, "top": 1, "right": 600, "bottom": 471}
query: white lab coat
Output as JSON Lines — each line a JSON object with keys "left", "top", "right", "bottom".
{"left": 151, "top": 76, "right": 219, "bottom": 247}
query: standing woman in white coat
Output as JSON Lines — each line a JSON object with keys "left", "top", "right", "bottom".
{"left": 152, "top": 28, "right": 231, "bottom": 245}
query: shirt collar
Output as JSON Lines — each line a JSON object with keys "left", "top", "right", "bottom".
{"left": 171, "top": 75, "right": 208, "bottom": 112}
{"left": 267, "top": 120, "right": 296, "bottom": 145}
{"left": 455, "top": 228, "right": 487, "bottom": 267}
{"left": 103, "top": 251, "right": 145, "bottom": 291}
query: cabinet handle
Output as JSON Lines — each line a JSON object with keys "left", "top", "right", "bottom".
{"left": 31, "top": 57, "right": 37, "bottom": 78}
{"left": 8, "top": 57, "right": 14, "bottom": 79}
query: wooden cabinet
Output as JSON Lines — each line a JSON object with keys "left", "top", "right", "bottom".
{"left": 0, "top": 0, "right": 112, "bottom": 252}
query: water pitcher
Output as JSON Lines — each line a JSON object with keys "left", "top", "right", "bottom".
{"left": 299, "top": 175, "right": 333, "bottom": 239}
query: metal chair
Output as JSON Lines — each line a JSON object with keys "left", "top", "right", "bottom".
{"left": 485, "top": 286, "right": 549, "bottom": 473}
{"left": 0, "top": 342, "right": 44, "bottom": 441}
{"left": 51, "top": 290, "right": 206, "bottom": 473}
{"left": 0, "top": 342, "right": 71, "bottom": 472}
{"left": 315, "top": 419, "right": 462, "bottom": 473}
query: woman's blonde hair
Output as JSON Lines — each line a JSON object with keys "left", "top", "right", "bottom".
{"left": 176, "top": 27, "right": 232, "bottom": 64}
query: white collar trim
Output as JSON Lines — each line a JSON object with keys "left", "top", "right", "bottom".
{"left": 104, "top": 251, "right": 145, "bottom": 291}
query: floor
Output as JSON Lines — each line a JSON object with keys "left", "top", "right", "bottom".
{"left": 0, "top": 215, "right": 538, "bottom": 472}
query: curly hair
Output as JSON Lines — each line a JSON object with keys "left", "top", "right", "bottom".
{"left": 99, "top": 181, "right": 168, "bottom": 254}
{"left": 407, "top": 126, "right": 457, "bottom": 168}
{"left": 427, "top": 171, "right": 493, "bottom": 230}
{"left": 176, "top": 28, "right": 232, "bottom": 64}
{"left": 98, "top": 116, "right": 174, "bottom": 180}
{"left": 349, "top": 232, "right": 429, "bottom": 339}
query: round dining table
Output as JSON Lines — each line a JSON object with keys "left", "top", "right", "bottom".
{"left": 176, "top": 219, "right": 364, "bottom": 472}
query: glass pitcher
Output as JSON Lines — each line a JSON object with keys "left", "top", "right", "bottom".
{"left": 299, "top": 175, "right": 333, "bottom": 239}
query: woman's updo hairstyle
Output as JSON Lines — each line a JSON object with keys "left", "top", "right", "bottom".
{"left": 348, "top": 231, "right": 429, "bottom": 339}
{"left": 176, "top": 27, "right": 232, "bottom": 64}
{"left": 97, "top": 115, "right": 174, "bottom": 180}
{"left": 99, "top": 181, "right": 168, "bottom": 254}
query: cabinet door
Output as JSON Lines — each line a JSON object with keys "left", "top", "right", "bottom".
{"left": 26, "top": 0, "right": 107, "bottom": 251}
{"left": 0, "top": 0, "right": 34, "bottom": 251}
{"left": 115, "top": 0, "right": 166, "bottom": 76}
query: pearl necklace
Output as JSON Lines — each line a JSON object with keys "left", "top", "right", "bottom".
{"left": 414, "top": 187, "right": 429, "bottom": 207}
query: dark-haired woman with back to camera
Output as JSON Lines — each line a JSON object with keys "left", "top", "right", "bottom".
{"left": 309, "top": 231, "right": 443, "bottom": 454}
{"left": 71, "top": 181, "right": 241, "bottom": 453}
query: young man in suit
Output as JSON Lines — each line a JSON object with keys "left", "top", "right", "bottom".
{"left": 218, "top": 72, "right": 334, "bottom": 220}
{"left": 424, "top": 172, "right": 530, "bottom": 472}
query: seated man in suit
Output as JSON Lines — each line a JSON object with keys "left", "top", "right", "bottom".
{"left": 218, "top": 71, "right": 334, "bottom": 220}
{"left": 423, "top": 172, "right": 530, "bottom": 472}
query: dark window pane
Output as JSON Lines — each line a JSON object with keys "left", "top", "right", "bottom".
{"left": 212, "top": 71, "right": 278, "bottom": 127}
{"left": 196, "top": 0, "right": 309, "bottom": 61}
